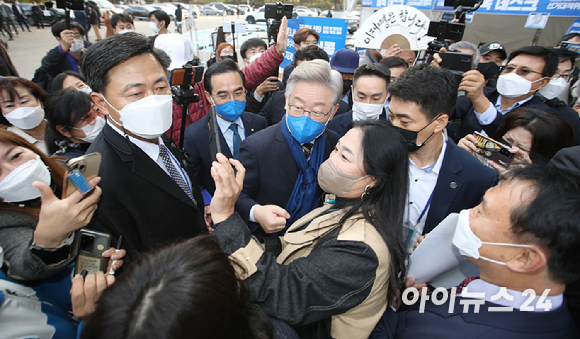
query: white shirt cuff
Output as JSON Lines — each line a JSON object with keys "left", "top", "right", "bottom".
{"left": 31, "top": 232, "right": 75, "bottom": 251}
{"left": 253, "top": 91, "right": 264, "bottom": 102}
{"left": 249, "top": 204, "right": 259, "bottom": 223}
{"left": 474, "top": 102, "right": 497, "bottom": 125}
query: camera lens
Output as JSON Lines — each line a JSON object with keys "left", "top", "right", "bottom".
{"left": 80, "top": 164, "right": 86, "bottom": 171}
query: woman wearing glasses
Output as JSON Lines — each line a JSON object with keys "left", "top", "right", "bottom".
{"left": 45, "top": 89, "right": 105, "bottom": 157}
{"left": 210, "top": 118, "right": 410, "bottom": 339}
{"left": 458, "top": 107, "right": 574, "bottom": 173}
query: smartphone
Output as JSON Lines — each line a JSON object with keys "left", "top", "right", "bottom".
{"left": 74, "top": 229, "right": 111, "bottom": 275}
{"left": 207, "top": 105, "right": 222, "bottom": 162}
{"left": 63, "top": 152, "right": 101, "bottom": 198}
{"left": 474, "top": 132, "right": 514, "bottom": 167}
{"left": 438, "top": 51, "right": 473, "bottom": 72}
{"left": 170, "top": 66, "right": 204, "bottom": 86}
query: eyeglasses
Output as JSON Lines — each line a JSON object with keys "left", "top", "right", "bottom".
{"left": 287, "top": 103, "right": 333, "bottom": 119}
{"left": 501, "top": 65, "right": 544, "bottom": 77}
{"left": 211, "top": 90, "right": 246, "bottom": 102}
{"left": 554, "top": 69, "right": 574, "bottom": 83}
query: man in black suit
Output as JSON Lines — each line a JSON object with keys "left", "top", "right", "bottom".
{"left": 328, "top": 63, "right": 390, "bottom": 137}
{"left": 451, "top": 46, "right": 558, "bottom": 142}
{"left": 387, "top": 64, "right": 497, "bottom": 253}
{"left": 370, "top": 164, "right": 580, "bottom": 339}
{"left": 236, "top": 59, "right": 341, "bottom": 236}
{"left": 183, "top": 59, "right": 267, "bottom": 198}
{"left": 82, "top": 32, "right": 207, "bottom": 260}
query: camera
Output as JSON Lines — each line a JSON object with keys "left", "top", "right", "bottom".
{"left": 265, "top": 2, "right": 293, "bottom": 20}
{"left": 264, "top": 2, "right": 293, "bottom": 46}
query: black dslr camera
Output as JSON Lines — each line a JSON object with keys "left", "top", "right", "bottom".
{"left": 425, "top": 0, "right": 483, "bottom": 93}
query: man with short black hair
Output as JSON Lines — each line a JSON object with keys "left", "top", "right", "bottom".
{"left": 41, "top": 20, "right": 90, "bottom": 78}
{"left": 388, "top": 64, "right": 496, "bottom": 252}
{"left": 240, "top": 37, "right": 267, "bottom": 67}
{"left": 452, "top": 46, "right": 557, "bottom": 142}
{"left": 183, "top": 59, "right": 267, "bottom": 198}
{"left": 83, "top": 32, "right": 208, "bottom": 260}
{"left": 328, "top": 63, "right": 390, "bottom": 136}
{"left": 242, "top": 38, "right": 277, "bottom": 115}
{"left": 149, "top": 10, "right": 170, "bottom": 42}
{"left": 281, "top": 27, "right": 320, "bottom": 84}
{"left": 110, "top": 13, "right": 134, "bottom": 34}
{"left": 371, "top": 164, "right": 580, "bottom": 339}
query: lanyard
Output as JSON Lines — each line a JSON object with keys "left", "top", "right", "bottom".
{"left": 405, "top": 189, "right": 435, "bottom": 248}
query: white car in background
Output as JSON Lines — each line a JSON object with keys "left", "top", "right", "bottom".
{"left": 245, "top": 6, "right": 265, "bottom": 24}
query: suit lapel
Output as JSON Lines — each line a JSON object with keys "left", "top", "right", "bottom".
{"left": 341, "top": 113, "right": 353, "bottom": 131}
{"left": 103, "top": 125, "right": 196, "bottom": 208}
{"left": 423, "top": 140, "right": 464, "bottom": 234}
{"left": 241, "top": 112, "right": 259, "bottom": 136}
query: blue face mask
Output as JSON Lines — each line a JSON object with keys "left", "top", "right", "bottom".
{"left": 285, "top": 113, "right": 327, "bottom": 144}
{"left": 215, "top": 100, "right": 246, "bottom": 121}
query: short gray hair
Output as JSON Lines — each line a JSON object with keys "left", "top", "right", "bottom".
{"left": 285, "top": 59, "right": 343, "bottom": 106}
{"left": 449, "top": 41, "right": 480, "bottom": 69}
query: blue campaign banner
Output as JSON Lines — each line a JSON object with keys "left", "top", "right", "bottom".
{"left": 279, "top": 17, "right": 348, "bottom": 72}
{"left": 567, "top": 18, "right": 580, "bottom": 33}
{"left": 365, "top": 0, "right": 579, "bottom": 16}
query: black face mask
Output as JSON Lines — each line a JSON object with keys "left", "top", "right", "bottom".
{"left": 342, "top": 79, "right": 352, "bottom": 96}
{"left": 389, "top": 114, "right": 442, "bottom": 153}
{"left": 476, "top": 62, "right": 501, "bottom": 80}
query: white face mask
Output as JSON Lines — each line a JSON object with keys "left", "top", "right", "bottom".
{"left": 79, "top": 87, "right": 92, "bottom": 95}
{"left": 538, "top": 77, "right": 567, "bottom": 100}
{"left": 352, "top": 99, "right": 385, "bottom": 121}
{"left": 497, "top": 72, "right": 545, "bottom": 98}
{"left": 117, "top": 29, "right": 135, "bottom": 34}
{"left": 102, "top": 94, "right": 173, "bottom": 139}
{"left": 150, "top": 21, "right": 160, "bottom": 33}
{"left": 74, "top": 116, "right": 105, "bottom": 143}
{"left": 4, "top": 104, "right": 45, "bottom": 130}
{"left": 0, "top": 155, "right": 51, "bottom": 203}
{"left": 451, "top": 209, "right": 534, "bottom": 266}
{"left": 70, "top": 38, "right": 84, "bottom": 53}
{"left": 248, "top": 52, "right": 263, "bottom": 64}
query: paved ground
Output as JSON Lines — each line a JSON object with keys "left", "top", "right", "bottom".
{"left": 8, "top": 14, "right": 247, "bottom": 80}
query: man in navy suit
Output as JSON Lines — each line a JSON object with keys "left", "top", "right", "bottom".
{"left": 387, "top": 64, "right": 497, "bottom": 253}
{"left": 236, "top": 60, "right": 341, "bottom": 236}
{"left": 370, "top": 164, "right": 580, "bottom": 339}
{"left": 328, "top": 63, "right": 390, "bottom": 137}
{"left": 450, "top": 46, "right": 558, "bottom": 142}
{"left": 183, "top": 59, "right": 267, "bottom": 198}
{"left": 11, "top": 0, "right": 29, "bottom": 32}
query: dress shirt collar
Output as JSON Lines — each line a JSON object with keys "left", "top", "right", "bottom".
{"left": 106, "top": 119, "right": 162, "bottom": 163}
{"left": 409, "top": 131, "right": 448, "bottom": 176}
{"left": 495, "top": 94, "right": 535, "bottom": 114}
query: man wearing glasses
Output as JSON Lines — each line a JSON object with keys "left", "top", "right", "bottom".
{"left": 451, "top": 46, "right": 557, "bottom": 142}
{"left": 41, "top": 20, "right": 91, "bottom": 79}
{"left": 236, "top": 60, "right": 341, "bottom": 237}
{"left": 537, "top": 48, "right": 580, "bottom": 145}
{"left": 183, "top": 59, "right": 267, "bottom": 211}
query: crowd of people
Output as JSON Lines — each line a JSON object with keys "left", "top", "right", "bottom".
{"left": 0, "top": 7, "right": 579, "bottom": 339}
